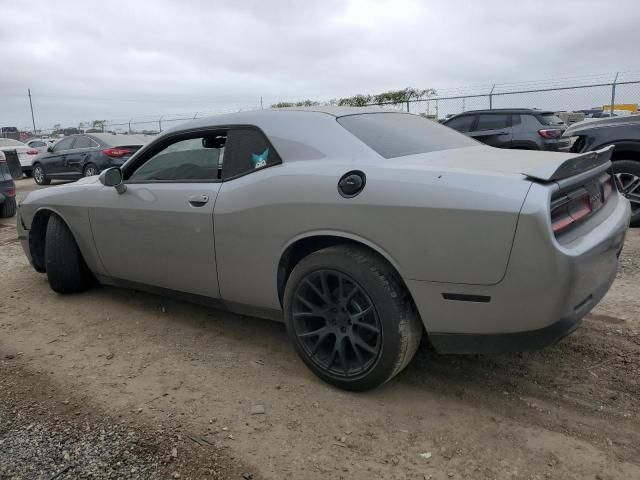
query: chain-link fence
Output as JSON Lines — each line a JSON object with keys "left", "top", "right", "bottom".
{"left": 368, "top": 71, "right": 640, "bottom": 120}
{"left": 56, "top": 71, "right": 640, "bottom": 135}
{"left": 100, "top": 106, "right": 261, "bottom": 135}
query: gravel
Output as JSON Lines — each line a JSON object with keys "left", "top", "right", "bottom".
{"left": 0, "top": 360, "right": 256, "bottom": 480}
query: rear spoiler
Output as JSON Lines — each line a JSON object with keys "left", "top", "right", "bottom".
{"left": 524, "top": 146, "right": 614, "bottom": 182}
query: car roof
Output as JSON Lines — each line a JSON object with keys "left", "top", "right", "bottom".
{"left": 272, "top": 106, "right": 401, "bottom": 117}
{"left": 63, "top": 133, "right": 149, "bottom": 146}
{"left": 166, "top": 107, "right": 407, "bottom": 134}
{"left": 157, "top": 107, "right": 409, "bottom": 162}
{"left": 87, "top": 133, "right": 149, "bottom": 145}
{"left": 451, "top": 108, "right": 554, "bottom": 115}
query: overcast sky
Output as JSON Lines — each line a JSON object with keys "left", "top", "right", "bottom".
{"left": 1, "top": 0, "right": 639, "bottom": 130}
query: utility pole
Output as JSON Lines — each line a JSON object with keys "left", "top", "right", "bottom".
{"left": 260, "top": 96, "right": 263, "bottom": 109}
{"left": 610, "top": 72, "right": 619, "bottom": 117}
{"left": 28, "top": 88, "right": 37, "bottom": 134}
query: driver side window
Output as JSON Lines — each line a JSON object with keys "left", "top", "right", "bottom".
{"left": 129, "top": 135, "right": 225, "bottom": 182}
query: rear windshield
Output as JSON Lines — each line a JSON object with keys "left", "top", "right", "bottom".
{"left": 537, "top": 113, "right": 564, "bottom": 126}
{"left": 337, "top": 113, "right": 477, "bottom": 159}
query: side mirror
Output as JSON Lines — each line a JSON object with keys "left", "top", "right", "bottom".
{"left": 98, "top": 167, "right": 126, "bottom": 194}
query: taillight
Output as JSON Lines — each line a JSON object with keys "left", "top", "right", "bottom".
{"left": 103, "top": 148, "right": 131, "bottom": 158}
{"left": 551, "top": 191, "right": 592, "bottom": 234}
{"left": 6, "top": 188, "right": 15, "bottom": 197}
{"left": 26, "top": 148, "right": 39, "bottom": 155}
{"left": 602, "top": 176, "right": 613, "bottom": 200}
{"left": 538, "top": 129, "right": 563, "bottom": 139}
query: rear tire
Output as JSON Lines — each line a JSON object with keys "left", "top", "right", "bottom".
{"left": 45, "top": 214, "right": 94, "bottom": 293}
{"left": 0, "top": 197, "right": 16, "bottom": 218}
{"left": 284, "top": 245, "right": 422, "bottom": 391}
{"left": 612, "top": 160, "right": 640, "bottom": 227}
{"left": 33, "top": 164, "right": 51, "bottom": 185}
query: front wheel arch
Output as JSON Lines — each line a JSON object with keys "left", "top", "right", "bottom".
{"left": 28, "top": 209, "right": 86, "bottom": 274}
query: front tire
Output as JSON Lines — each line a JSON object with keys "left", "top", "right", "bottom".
{"left": 0, "top": 197, "right": 16, "bottom": 218}
{"left": 284, "top": 245, "right": 422, "bottom": 391}
{"left": 33, "top": 164, "right": 51, "bottom": 185}
{"left": 612, "top": 160, "right": 640, "bottom": 227}
{"left": 45, "top": 214, "right": 94, "bottom": 293}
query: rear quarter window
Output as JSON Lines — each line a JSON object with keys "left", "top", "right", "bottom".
{"left": 337, "top": 113, "right": 477, "bottom": 159}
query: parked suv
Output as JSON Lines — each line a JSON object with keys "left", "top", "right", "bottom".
{"left": 443, "top": 108, "right": 570, "bottom": 151}
{"left": 32, "top": 133, "right": 149, "bottom": 185}
{"left": 0, "top": 151, "right": 17, "bottom": 218}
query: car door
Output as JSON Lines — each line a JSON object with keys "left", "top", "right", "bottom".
{"left": 65, "top": 135, "right": 99, "bottom": 176}
{"left": 45, "top": 137, "right": 76, "bottom": 176}
{"left": 467, "top": 113, "right": 512, "bottom": 148}
{"left": 212, "top": 127, "right": 283, "bottom": 312}
{"left": 89, "top": 132, "right": 224, "bottom": 298}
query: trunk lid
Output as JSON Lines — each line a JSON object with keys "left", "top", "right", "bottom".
{"left": 395, "top": 145, "right": 613, "bottom": 182}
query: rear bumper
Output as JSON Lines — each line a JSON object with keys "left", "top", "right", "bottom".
{"left": 427, "top": 265, "right": 616, "bottom": 353}
{"left": 407, "top": 188, "right": 630, "bottom": 354}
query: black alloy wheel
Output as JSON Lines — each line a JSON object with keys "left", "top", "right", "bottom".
{"left": 292, "top": 269, "right": 382, "bottom": 377}
{"left": 284, "top": 245, "right": 422, "bottom": 391}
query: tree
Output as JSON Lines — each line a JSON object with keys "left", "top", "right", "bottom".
{"left": 92, "top": 120, "right": 107, "bottom": 132}
{"left": 271, "top": 99, "right": 320, "bottom": 108}
{"left": 271, "top": 87, "right": 437, "bottom": 109}
{"left": 338, "top": 94, "right": 372, "bottom": 107}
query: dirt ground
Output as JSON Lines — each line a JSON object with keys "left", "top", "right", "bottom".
{"left": 1, "top": 178, "right": 639, "bottom": 480}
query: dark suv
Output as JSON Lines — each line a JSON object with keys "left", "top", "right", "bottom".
{"left": 443, "top": 108, "right": 570, "bottom": 151}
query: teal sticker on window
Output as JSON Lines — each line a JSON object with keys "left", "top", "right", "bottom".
{"left": 252, "top": 148, "right": 269, "bottom": 168}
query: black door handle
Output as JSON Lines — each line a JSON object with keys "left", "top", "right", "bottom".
{"left": 188, "top": 194, "right": 210, "bottom": 207}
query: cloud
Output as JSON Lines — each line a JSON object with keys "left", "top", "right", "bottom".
{"left": 0, "top": 0, "right": 638, "bottom": 129}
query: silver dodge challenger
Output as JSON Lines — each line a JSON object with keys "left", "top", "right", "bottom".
{"left": 17, "top": 108, "right": 631, "bottom": 391}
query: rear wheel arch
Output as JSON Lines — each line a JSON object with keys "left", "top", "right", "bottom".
{"left": 277, "top": 234, "right": 410, "bottom": 305}
{"left": 610, "top": 146, "right": 640, "bottom": 163}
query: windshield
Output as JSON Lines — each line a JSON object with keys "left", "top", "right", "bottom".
{"left": 337, "top": 113, "right": 478, "bottom": 159}
{"left": 537, "top": 113, "right": 565, "bottom": 126}
{"left": 0, "top": 138, "right": 26, "bottom": 147}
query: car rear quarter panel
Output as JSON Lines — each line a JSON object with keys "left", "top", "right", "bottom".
{"left": 214, "top": 157, "right": 531, "bottom": 311}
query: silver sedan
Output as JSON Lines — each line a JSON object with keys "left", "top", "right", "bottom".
{"left": 17, "top": 108, "right": 631, "bottom": 390}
